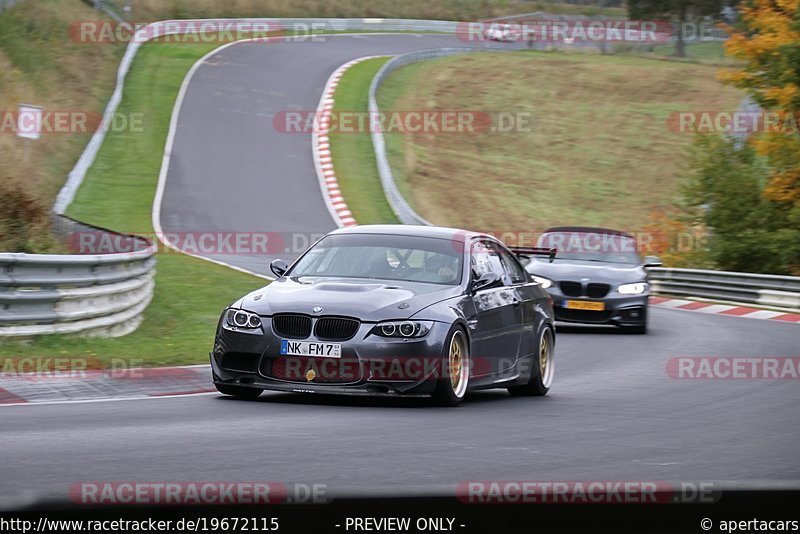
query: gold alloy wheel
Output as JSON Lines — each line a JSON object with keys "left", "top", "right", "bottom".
{"left": 448, "top": 331, "right": 469, "bottom": 398}
{"left": 539, "top": 332, "right": 549, "bottom": 378}
{"left": 538, "top": 329, "right": 555, "bottom": 389}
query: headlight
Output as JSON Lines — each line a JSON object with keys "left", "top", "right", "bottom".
{"left": 531, "top": 275, "right": 553, "bottom": 289}
{"left": 618, "top": 282, "right": 648, "bottom": 295}
{"left": 371, "top": 320, "right": 433, "bottom": 338}
{"left": 225, "top": 308, "right": 262, "bottom": 329}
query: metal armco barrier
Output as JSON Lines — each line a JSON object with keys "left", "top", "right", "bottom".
{"left": 0, "top": 218, "right": 156, "bottom": 337}
{"left": 369, "top": 47, "right": 486, "bottom": 226}
{"left": 648, "top": 268, "right": 800, "bottom": 312}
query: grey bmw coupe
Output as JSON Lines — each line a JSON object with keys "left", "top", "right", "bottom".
{"left": 519, "top": 227, "right": 662, "bottom": 334}
{"left": 211, "top": 225, "right": 555, "bottom": 405}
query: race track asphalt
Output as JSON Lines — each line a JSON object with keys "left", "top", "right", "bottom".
{"left": 2, "top": 308, "right": 798, "bottom": 506}
{"left": 2, "top": 34, "right": 798, "bottom": 509}
{"left": 157, "top": 34, "right": 510, "bottom": 274}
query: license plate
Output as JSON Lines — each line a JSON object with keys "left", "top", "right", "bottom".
{"left": 564, "top": 300, "right": 605, "bottom": 311}
{"left": 280, "top": 339, "right": 341, "bottom": 358}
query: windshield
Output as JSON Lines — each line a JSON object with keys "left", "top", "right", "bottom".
{"left": 289, "top": 233, "right": 463, "bottom": 285}
{"left": 537, "top": 231, "right": 641, "bottom": 265}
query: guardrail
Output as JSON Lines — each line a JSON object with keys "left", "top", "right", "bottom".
{"left": 0, "top": 217, "right": 156, "bottom": 338}
{"left": 82, "top": 0, "right": 125, "bottom": 22}
{"left": 369, "top": 47, "right": 483, "bottom": 225}
{"left": 648, "top": 268, "right": 800, "bottom": 312}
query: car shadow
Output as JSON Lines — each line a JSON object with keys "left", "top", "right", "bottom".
{"left": 215, "top": 388, "right": 515, "bottom": 409}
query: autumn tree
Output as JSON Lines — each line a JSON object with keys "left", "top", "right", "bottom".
{"left": 680, "top": 0, "right": 800, "bottom": 274}
{"left": 721, "top": 0, "right": 800, "bottom": 206}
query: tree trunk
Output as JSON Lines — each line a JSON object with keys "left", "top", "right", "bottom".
{"left": 675, "top": 30, "right": 686, "bottom": 57}
{"left": 673, "top": 4, "right": 688, "bottom": 58}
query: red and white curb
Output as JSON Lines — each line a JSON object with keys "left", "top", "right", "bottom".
{"left": 0, "top": 364, "right": 214, "bottom": 406}
{"left": 313, "top": 56, "right": 386, "bottom": 228}
{"left": 651, "top": 296, "right": 800, "bottom": 324}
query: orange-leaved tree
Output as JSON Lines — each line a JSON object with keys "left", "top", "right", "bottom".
{"left": 721, "top": 0, "right": 800, "bottom": 205}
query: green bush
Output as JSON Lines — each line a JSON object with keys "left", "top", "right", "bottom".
{"left": 683, "top": 135, "right": 800, "bottom": 275}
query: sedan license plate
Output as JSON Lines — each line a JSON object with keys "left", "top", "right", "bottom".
{"left": 564, "top": 300, "right": 605, "bottom": 311}
{"left": 280, "top": 339, "right": 341, "bottom": 358}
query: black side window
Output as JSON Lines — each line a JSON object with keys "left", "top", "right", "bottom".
{"left": 470, "top": 239, "right": 507, "bottom": 284}
{"left": 497, "top": 247, "right": 527, "bottom": 284}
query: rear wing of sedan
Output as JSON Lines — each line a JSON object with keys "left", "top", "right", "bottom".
{"left": 508, "top": 246, "right": 557, "bottom": 263}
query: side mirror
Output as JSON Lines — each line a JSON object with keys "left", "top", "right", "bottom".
{"left": 270, "top": 258, "right": 289, "bottom": 278}
{"left": 472, "top": 271, "right": 502, "bottom": 293}
{"left": 644, "top": 255, "right": 662, "bottom": 267}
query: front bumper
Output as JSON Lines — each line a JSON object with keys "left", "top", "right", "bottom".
{"left": 211, "top": 319, "right": 452, "bottom": 397}
{"left": 546, "top": 288, "right": 648, "bottom": 327}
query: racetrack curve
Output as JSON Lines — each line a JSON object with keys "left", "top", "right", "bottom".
{"left": 157, "top": 34, "right": 510, "bottom": 275}
{"left": 2, "top": 34, "right": 798, "bottom": 508}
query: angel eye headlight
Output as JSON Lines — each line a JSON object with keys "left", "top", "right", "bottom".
{"left": 618, "top": 282, "right": 647, "bottom": 295}
{"left": 381, "top": 323, "right": 396, "bottom": 336}
{"left": 531, "top": 275, "right": 553, "bottom": 289}
{"left": 226, "top": 309, "right": 262, "bottom": 329}
{"left": 372, "top": 321, "right": 433, "bottom": 338}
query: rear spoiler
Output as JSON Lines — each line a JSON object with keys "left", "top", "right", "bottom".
{"left": 509, "top": 246, "right": 557, "bottom": 263}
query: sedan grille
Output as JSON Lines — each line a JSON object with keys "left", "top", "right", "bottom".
{"left": 272, "top": 314, "right": 312, "bottom": 339}
{"left": 587, "top": 283, "right": 610, "bottom": 298}
{"left": 314, "top": 317, "right": 360, "bottom": 341}
{"left": 559, "top": 281, "right": 582, "bottom": 297}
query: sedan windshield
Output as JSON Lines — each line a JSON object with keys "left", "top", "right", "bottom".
{"left": 538, "top": 231, "right": 641, "bottom": 265}
{"left": 289, "top": 233, "right": 463, "bottom": 285}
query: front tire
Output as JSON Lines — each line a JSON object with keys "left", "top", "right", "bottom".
{"left": 508, "top": 325, "right": 554, "bottom": 396}
{"left": 432, "top": 327, "right": 470, "bottom": 406}
{"left": 215, "top": 384, "right": 264, "bottom": 399}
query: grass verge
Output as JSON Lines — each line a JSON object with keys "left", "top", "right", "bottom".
{"left": 0, "top": 42, "right": 264, "bottom": 366}
{"left": 329, "top": 57, "right": 399, "bottom": 225}
{"left": 375, "top": 50, "right": 742, "bottom": 232}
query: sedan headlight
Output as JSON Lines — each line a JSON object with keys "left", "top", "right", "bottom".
{"left": 531, "top": 275, "right": 553, "bottom": 289}
{"left": 618, "top": 282, "right": 648, "bottom": 295}
{"left": 371, "top": 320, "right": 433, "bottom": 338}
{"left": 225, "top": 308, "right": 262, "bottom": 329}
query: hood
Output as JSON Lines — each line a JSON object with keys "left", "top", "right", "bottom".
{"left": 234, "top": 277, "right": 462, "bottom": 321}
{"left": 526, "top": 258, "right": 646, "bottom": 284}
